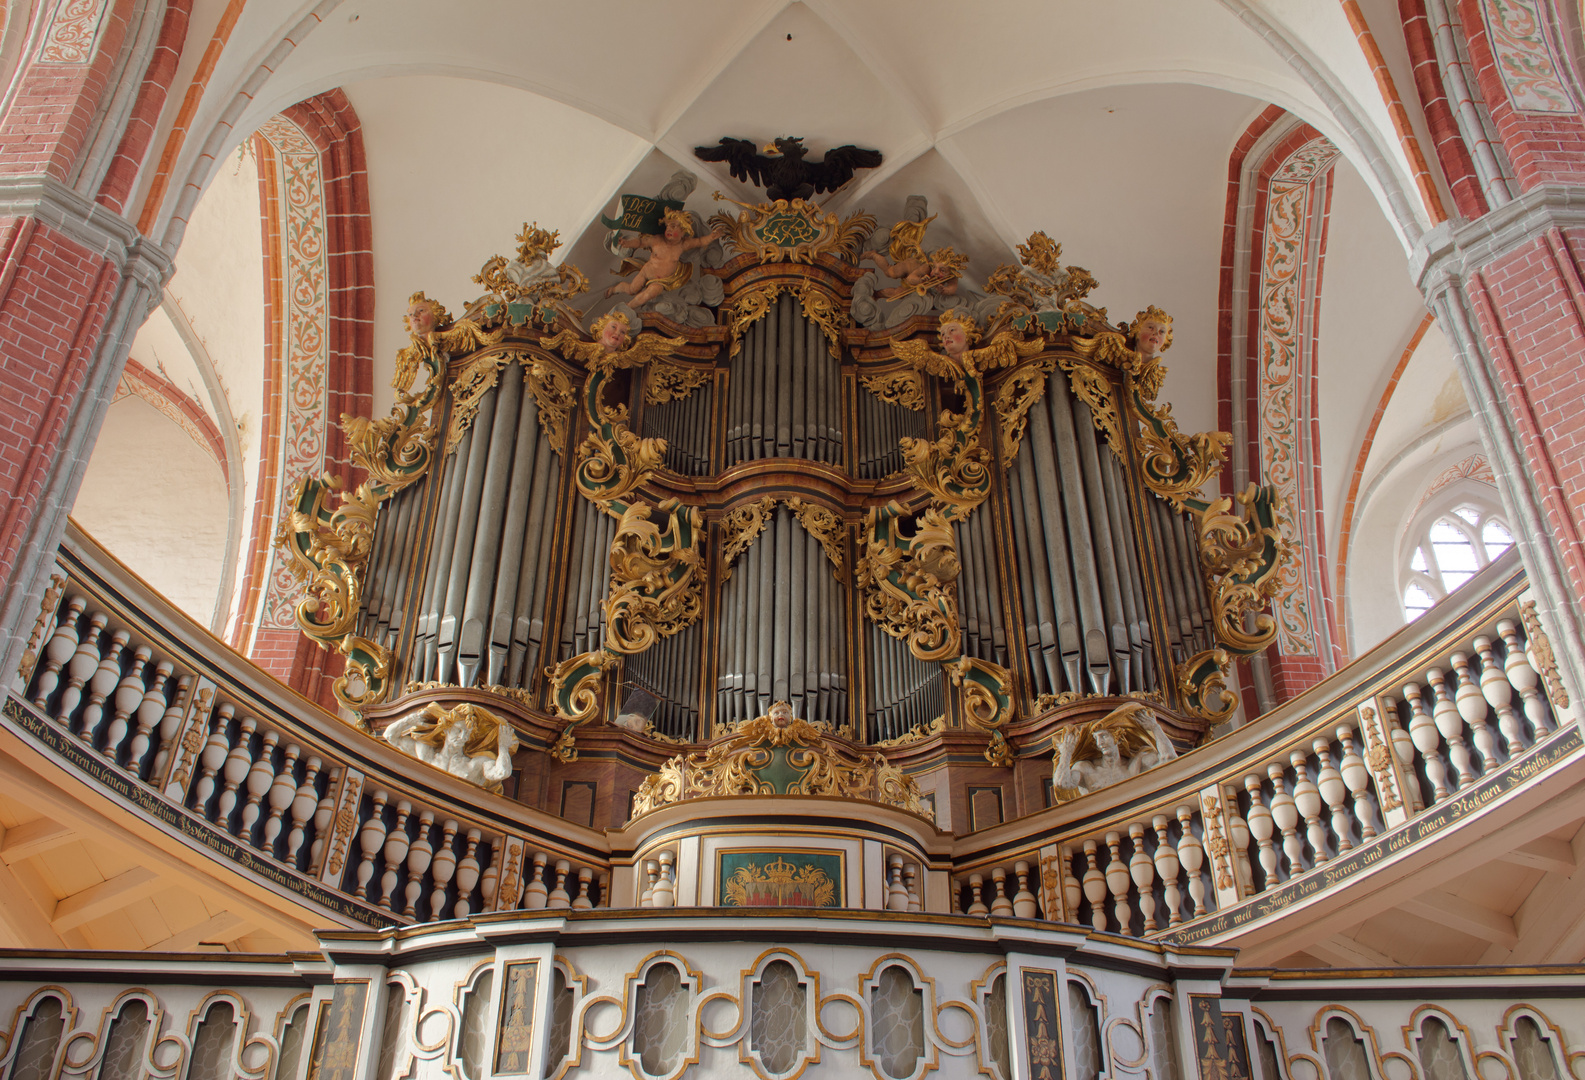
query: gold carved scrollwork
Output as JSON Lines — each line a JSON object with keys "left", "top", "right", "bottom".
{"left": 645, "top": 362, "right": 713, "bottom": 406}
{"left": 993, "top": 359, "right": 1054, "bottom": 464}
{"left": 1196, "top": 485, "right": 1290, "bottom": 654}
{"left": 861, "top": 369, "right": 927, "bottom": 411}
{"left": 785, "top": 497, "right": 845, "bottom": 578}
{"left": 1519, "top": 600, "right": 1570, "bottom": 709}
{"left": 629, "top": 702, "right": 934, "bottom": 822}
{"left": 473, "top": 223, "right": 591, "bottom": 324}
{"left": 855, "top": 502, "right": 962, "bottom": 663}
{"left": 525, "top": 358, "right": 576, "bottom": 454}
{"left": 721, "top": 497, "right": 777, "bottom": 579}
{"left": 725, "top": 279, "right": 849, "bottom": 359}
{"left": 446, "top": 353, "right": 508, "bottom": 453}
{"left": 1359, "top": 705, "right": 1403, "bottom": 812}
{"left": 984, "top": 231, "right": 1108, "bottom": 334}
{"left": 1174, "top": 647, "right": 1237, "bottom": 723}
{"left": 944, "top": 655, "right": 1017, "bottom": 766}
{"left": 603, "top": 498, "right": 706, "bottom": 655}
{"left": 1056, "top": 357, "right": 1124, "bottom": 456}
{"left": 19, "top": 574, "right": 64, "bottom": 685}
{"left": 709, "top": 194, "right": 876, "bottom": 265}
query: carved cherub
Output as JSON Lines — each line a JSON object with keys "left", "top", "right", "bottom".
{"left": 1070, "top": 305, "right": 1174, "bottom": 402}
{"left": 393, "top": 291, "right": 499, "bottom": 400}
{"left": 383, "top": 703, "right": 519, "bottom": 794}
{"left": 890, "top": 310, "right": 1044, "bottom": 381}
{"left": 865, "top": 216, "right": 968, "bottom": 300}
{"left": 540, "top": 311, "right": 687, "bottom": 372}
{"left": 605, "top": 208, "right": 724, "bottom": 308}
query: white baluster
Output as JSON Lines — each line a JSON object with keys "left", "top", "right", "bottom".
{"left": 1243, "top": 774, "right": 1280, "bottom": 886}
{"left": 572, "top": 867, "right": 594, "bottom": 911}
{"left": 453, "top": 829, "right": 482, "bottom": 917}
{"left": 191, "top": 703, "right": 233, "bottom": 815}
{"left": 1223, "top": 785, "right": 1253, "bottom": 892}
{"left": 990, "top": 867, "right": 1014, "bottom": 917}
{"left": 1081, "top": 841, "right": 1107, "bottom": 931}
{"left": 1335, "top": 724, "right": 1378, "bottom": 840}
{"left": 308, "top": 767, "right": 340, "bottom": 870}
{"left": 78, "top": 629, "right": 128, "bottom": 746}
{"left": 1104, "top": 832, "right": 1132, "bottom": 933}
{"left": 1152, "top": 816, "right": 1182, "bottom": 926}
{"left": 149, "top": 673, "right": 192, "bottom": 781}
{"left": 559, "top": 857, "right": 584, "bottom": 909}
{"left": 1404, "top": 682, "right": 1449, "bottom": 802}
{"left": 1474, "top": 635, "right": 1527, "bottom": 754}
{"left": 31, "top": 595, "right": 85, "bottom": 708}
{"left": 239, "top": 731, "right": 279, "bottom": 840}
{"left": 1451, "top": 651, "right": 1499, "bottom": 773}
{"left": 887, "top": 854, "right": 908, "bottom": 911}
{"left": 1499, "top": 618, "right": 1553, "bottom": 737}
{"left": 429, "top": 820, "right": 459, "bottom": 917}
{"left": 287, "top": 756, "right": 324, "bottom": 865}
{"left": 1175, "top": 807, "right": 1207, "bottom": 916}
{"left": 1313, "top": 739, "right": 1351, "bottom": 854}
{"left": 56, "top": 611, "right": 106, "bottom": 724}
{"left": 1061, "top": 845, "right": 1082, "bottom": 921}
{"left": 904, "top": 863, "right": 921, "bottom": 912}
{"left": 640, "top": 860, "right": 659, "bottom": 907}
{"left": 379, "top": 801, "right": 413, "bottom": 910}
{"left": 1267, "top": 762, "right": 1305, "bottom": 876}
{"left": 355, "top": 790, "right": 390, "bottom": 900}
{"left": 214, "top": 715, "right": 257, "bottom": 827}
{"left": 1385, "top": 701, "right": 1424, "bottom": 812}
{"left": 262, "top": 744, "right": 301, "bottom": 853}
{"left": 596, "top": 872, "right": 609, "bottom": 908}
{"left": 1128, "top": 823, "right": 1157, "bottom": 932}
{"left": 1427, "top": 667, "right": 1474, "bottom": 788}
{"left": 105, "top": 645, "right": 149, "bottom": 761}
{"left": 962, "top": 873, "right": 984, "bottom": 915}
{"left": 1290, "top": 750, "right": 1328, "bottom": 863}
{"left": 524, "top": 852, "right": 549, "bottom": 908}
{"left": 1013, "top": 861, "right": 1038, "bottom": 918}
{"left": 404, "top": 811, "right": 435, "bottom": 918}
{"left": 127, "top": 659, "right": 173, "bottom": 774}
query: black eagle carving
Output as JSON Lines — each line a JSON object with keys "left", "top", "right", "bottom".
{"left": 693, "top": 136, "right": 883, "bottom": 202}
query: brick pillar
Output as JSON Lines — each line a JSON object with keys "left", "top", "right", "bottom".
{"left": 0, "top": 179, "right": 172, "bottom": 677}
{"left": 1416, "top": 187, "right": 1585, "bottom": 709}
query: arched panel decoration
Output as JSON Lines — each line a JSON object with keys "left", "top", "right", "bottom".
{"left": 1065, "top": 974, "right": 1105, "bottom": 1080}
{"left": 457, "top": 964, "right": 496, "bottom": 1080}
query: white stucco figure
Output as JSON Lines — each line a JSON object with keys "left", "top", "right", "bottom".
{"left": 382, "top": 703, "right": 519, "bottom": 795}
{"left": 1052, "top": 702, "right": 1179, "bottom": 801}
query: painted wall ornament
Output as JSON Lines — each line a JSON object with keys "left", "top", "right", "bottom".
{"left": 382, "top": 701, "right": 520, "bottom": 794}
{"left": 693, "top": 135, "right": 883, "bottom": 202}
{"left": 1050, "top": 701, "right": 1178, "bottom": 802}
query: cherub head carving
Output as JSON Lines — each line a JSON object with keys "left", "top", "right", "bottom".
{"left": 768, "top": 700, "right": 794, "bottom": 727}
{"left": 938, "top": 309, "right": 981, "bottom": 358}
{"left": 661, "top": 207, "right": 695, "bottom": 241}
{"left": 404, "top": 291, "right": 450, "bottom": 338}
{"left": 590, "top": 310, "right": 634, "bottom": 353}
{"left": 1129, "top": 306, "right": 1173, "bottom": 358}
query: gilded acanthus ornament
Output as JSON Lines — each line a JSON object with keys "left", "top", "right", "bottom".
{"left": 1519, "top": 600, "right": 1570, "bottom": 709}
{"left": 474, "top": 222, "right": 590, "bottom": 325}
{"left": 721, "top": 497, "right": 777, "bottom": 578}
{"left": 992, "top": 358, "right": 1056, "bottom": 465}
{"left": 628, "top": 701, "right": 934, "bottom": 822}
{"left": 725, "top": 278, "right": 848, "bottom": 359}
{"left": 984, "top": 231, "right": 1108, "bottom": 333}
{"left": 645, "top": 361, "right": 713, "bottom": 405}
{"left": 860, "top": 369, "right": 927, "bottom": 411}
{"left": 1175, "top": 647, "right": 1238, "bottom": 723}
{"left": 944, "top": 655, "right": 1019, "bottom": 766}
{"left": 855, "top": 501, "right": 962, "bottom": 663}
{"left": 785, "top": 497, "right": 845, "bottom": 578}
{"left": 709, "top": 192, "right": 876, "bottom": 265}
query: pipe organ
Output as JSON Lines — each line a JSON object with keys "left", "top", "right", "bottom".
{"left": 282, "top": 196, "right": 1288, "bottom": 772}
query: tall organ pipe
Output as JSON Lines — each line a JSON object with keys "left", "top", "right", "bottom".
{"left": 1072, "top": 398, "right": 1131, "bottom": 692}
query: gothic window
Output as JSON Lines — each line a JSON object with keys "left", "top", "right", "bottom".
{"left": 749, "top": 959, "right": 807, "bottom": 1076}
{"left": 1416, "top": 1017, "right": 1470, "bottom": 1080}
{"left": 1401, "top": 498, "right": 1513, "bottom": 620}
{"left": 1510, "top": 1017, "right": 1561, "bottom": 1080}
{"left": 631, "top": 961, "right": 690, "bottom": 1078}
{"left": 98, "top": 1000, "right": 150, "bottom": 1080}
{"left": 869, "top": 964, "right": 925, "bottom": 1079}
{"left": 1067, "top": 981, "right": 1103, "bottom": 1080}
{"left": 1253, "top": 1017, "right": 1285, "bottom": 1080}
{"left": 7, "top": 996, "right": 64, "bottom": 1080}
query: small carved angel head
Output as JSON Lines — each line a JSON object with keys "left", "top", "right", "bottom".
{"left": 938, "top": 309, "right": 980, "bottom": 357}
{"left": 661, "top": 207, "right": 695, "bottom": 240}
{"left": 404, "top": 291, "right": 450, "bottom": 337}
{"left": 591, "top": 310, "right": 634, "bottom": 352}
{"left": 768, "top": 700, "right": 794, "bottom": 726}
{"left": 1129, "top": 305, "right": 1173, "bottom": 357}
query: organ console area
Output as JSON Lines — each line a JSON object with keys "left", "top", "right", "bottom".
{"left": 279, "top": 188, "right": 1288, "bottom": 829}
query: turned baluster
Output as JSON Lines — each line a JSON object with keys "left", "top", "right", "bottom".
{"left": 1267, "top": 762, "right": 1305, "bottom": 876}
{"left": 1473, "top": 635, "right": 1527, "bottom": 754}
{"left": 966, "top": 873, "right": 988, "bottom": 915}
{"left": 641, "top": 860, "right": 659, "bottom": 907}
{"left": 1385, "top": 701, "right": 1424, "bottom": 812}
{"left": 1061, "top": 845, "right": 1082, "bottom": 922}
{"left": 572, "top": 867, "right": 594, "bottom": 911}
{"left": 905, "top": 863, "right": 921, "bottom": 913}
{"left": 354, "top": 790, "right": 390, "bottom": 900}
{"left": 1243, "top": 775, "right": 1280, "bottom": 886}
{"left": 887, "top": 854, "right": 908, "bottom": 911}
{"left": 404, "top": 812, "right": 435, "bottom": 918}
{"left": 985, "top": 868, "right": 1009, "bottom": 917}
{"left": 1426, "top": 667, "right": 1474, "bottom": 788}
{"left": 105, "top": 645, "right": 150, "bottom": 762}
{"left": 429, "top": 820, "right": 460, "bottom": 917}
{"left": 56, "top": 611, "right": 107, "bottom": 724}
{"left": 453, "top": 829, "right": 484, "bottom": 918}
{"left": 214, "top": 715, "right": 257, "bottom": 827}
{"left": 1223, "top": 785, "right": 1253, "bottom": 892}
{"left": 1081, "top": 840, "right": 1108, "bottom": 931}
{"left": 262, "top": 744, "right": 301, "bottom": 854}
{"left": 548, "top": 858, "right": 573, "bottom": 909}
{"left": 1451, "top": 652, "right": 1500, "bottom": 773}
{"left": 1313, "top": 739, "right": 1351, "bottom": 854}
{"left": 307, "top": 768, "right": 340, "bottom": 870}
{"left": 239, "top": 731, "right": 280, "bottom": 840}
{"left": 1103, "top": 832, "right": 1133, "bottom": 933}
{"left": 286, "top": 757, "right": 324, "bottom": 865}
{"left": 1152, "top": 816, "right": 1182, "bottom": 926}
{"left": 480, "top": 848, "right": 499, "bottom": 913}
{"left": 1499, "top": 618, "right": 1553, "bottom": 737}
{"left": 127, "top": 660, "right": 173, "bottom": 774}
{"left": 1175, "top": 807, "right": 1207, "bottom": 916}
{"left": 1335, "top": 724, "right": 1378, "bottom": 840}
{"left": 149, "top": 674, "right": 192, "bottom": 781}
{"left": 1012, "top": 862, "right": 1037, "bottom": 918}
{"left": 31, "top": 596, "right": 86, "bottom": 708}
{"left": 190, "top": 703, "right": 234, "bottom": 815}
{"left": 1403, "top": 682, "right": 1449, "bottom": 802}
{"left": 1290, "top": 750, "right": 1329, "bottom": 863}
{"left": 1128, "top": 824, "right": 1157, "bottom": 932}
{"left": 524, "top": 852, "right": 549, "bottom": 909}
{"left": 78, "top": 629, "right": 128, "bottom": 746}
{"left": 596, "top": 872, "right": 609, "bottom": 908}
{"left": 379, "top": 801, "right": 414, "bottom": 910}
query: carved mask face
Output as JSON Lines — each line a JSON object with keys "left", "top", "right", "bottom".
{"left": 406, "top": 300, "right": 437, "bottom": 337}
{"left": 1135, "top": 319, "right": 1167, "bottom": 357}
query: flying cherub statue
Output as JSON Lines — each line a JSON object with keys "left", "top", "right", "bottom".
{"left": 540, "top": 311, "right": 687, "bottom": 371}
{"left": 864, "top": 215, "right": 969, "bottom": 301}
{"left": 890, "top": 309, "right": 1045, "bottom": 382}
{"left": 605, "top": 208, "right": 725, "bottom": 308}
{"left": 383, "top": 702, "right": 520, "bottom": 795}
